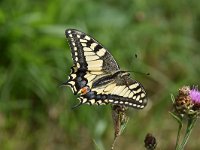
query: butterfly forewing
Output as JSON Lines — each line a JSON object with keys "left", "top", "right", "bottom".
{"left": 65, "top": 29, "right": 120, "bottom": 73}
{"left": 65, "top": 29, "right": 147, "bottom": 109}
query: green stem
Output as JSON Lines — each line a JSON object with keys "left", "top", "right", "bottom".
{"left": 178, "top": 117, "right": 197, "bottom": 150}
{"left": 175, "top": 121, "right": 183, "bottom": 150}
{"left": 169, "top": 112, "right": 183, "bottom": 150}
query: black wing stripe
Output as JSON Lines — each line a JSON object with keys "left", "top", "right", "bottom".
{"left": 94, "top": 44, "right": 103, "bottom": 52}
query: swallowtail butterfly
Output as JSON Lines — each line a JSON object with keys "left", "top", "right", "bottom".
{"left": 64, "top": 29, "right": 147, "bottom": 109}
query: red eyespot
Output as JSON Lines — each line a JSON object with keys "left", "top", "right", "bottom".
{"left": 81, "top": 86, "right": 90, "bottom": 95}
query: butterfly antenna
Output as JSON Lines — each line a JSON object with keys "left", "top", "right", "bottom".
{"left": 124, "top": 70, "right": 150, "bottom": 76}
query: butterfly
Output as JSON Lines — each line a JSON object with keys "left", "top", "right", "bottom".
{"left": 64, "top": 29, "right": 147, "bottom": 109}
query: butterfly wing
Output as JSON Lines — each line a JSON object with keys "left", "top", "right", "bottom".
{"left": 65, "top": 29, "right": 119, "bottom": 94}
{"left": 66, "top": 29, "right": 120, "bottom": 73}
{"left": 79, "top": 72, "right": 147, "bottom": 109}
{"left": 65, "top": 29, "right": 147, "bottom": 109}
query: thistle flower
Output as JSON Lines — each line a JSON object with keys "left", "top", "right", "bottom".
{"left": 189, "top": 87, "right": 200, "bottom": 115}
{"left": 174, "top": 86, "right": 200, "bottom": 117}
{"left": 174, "top": 86, "right": 192, "bottom": 115}
{"left": 171, "top": 86, "right": 200, "bottom": 150}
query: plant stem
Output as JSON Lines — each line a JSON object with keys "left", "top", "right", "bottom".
{"left": 169, "top": 112, "right": 183, "bottom": 150}
{"left": 178, "top": 117, "right": 197, "bottom": 150}
{"left": 175, "top": 120, "right": 183, "bottom": 150}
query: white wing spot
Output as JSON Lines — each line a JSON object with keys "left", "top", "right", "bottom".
{"left": 85, "top": 55, "right": 100, "bottom": 61}
{"left": 85, "top": 36, "right": 91, "bottom": 40}
{"left": 71, "top": 74, "right": 76, "bottom": 79}
{"left": 90, "top": 43, "right": 98, "bottom": 50}
{"left": 135, "top": 88, "right": 142, "bottom": 93}
{"left": 90, "top": 99, "right": 95, "bottom": 104}
{"left": 80, "top": 39, "right": 87, "bottom": 43}
{"left": 109, "top": 100, "right": 113, "bottom": 103}
{"left": 140, "top": 105, "right": 145, "bottom": 108}
{"left": 87, "top": 66, "right": 102, "bottom": 71}
{"left": 114, "top": 101, "right": 119, "bottom": 104}
{"left": 81, "top": 43, "right": 87, "bottom": 47}
{"left": 83, "top": 47, "right": 92, "bottom": 51}
{"left": 98, "top": 100, "right": 102, "bottom": 104}
{"left": 139, "top": 100, "right": 143, "bottom": 103}
{"left": 68, "top": 30, "right": 71, "bottom": 34}
{"left": 136, "top": 96, "right": 140, "bottom": 101}
{"left": 137, "top": 105, "right": 141, "bottom": 108}
{"left": 97, "top": 49, "right": 106, "bottom": 57}
{"left": 84, "top": 51, "right": 95, "bottom": 56}
{"left": 128, "top": 92, "right": 134, "bottom": 98}
{"left": 141, "top": 93, "right": 145, "bottom": 98}
{"left": 82, "top": 98, "right": 87, "bottom": 103}
{"left": 76, "top": 63, "right": 80, "bottom": 68}
{"left": 129, "top": 83, "right": 139, "bottom": 89}
{"left": 104, "top": 99, "right": 109, "bottom": 103}
{"left": 87, "top": 60, "right": 103, "bottom": 67}
{"left": 68, "top": 81, "right": 75, "bottom": 86}
{"left": 77, "top": 35, "right": 80, "bottom": 38}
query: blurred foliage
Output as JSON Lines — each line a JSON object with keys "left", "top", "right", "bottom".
{"left": 0, "top": 0, "right": 200, "bottom": 149}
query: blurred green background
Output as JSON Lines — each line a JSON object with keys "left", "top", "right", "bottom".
{"left": 0, "top": 0, "right": 200, "bottom": 149}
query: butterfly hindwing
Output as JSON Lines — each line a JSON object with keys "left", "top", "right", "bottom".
{"left": 78, "top": 72, "right": 147, "bottom": 109}
{"left": 65, "top": 29, "right": 147, "bottom": 109}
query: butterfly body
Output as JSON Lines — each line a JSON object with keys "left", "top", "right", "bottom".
{"left": 65, "top": 29, "right": 147, "bottom": 109}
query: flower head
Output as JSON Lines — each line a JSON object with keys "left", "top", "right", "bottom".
{"left": 144, "top": 133, "right": 157, "bottom": 150}
{"left": 174, "top": 86, "right": 200, "bottom": 117}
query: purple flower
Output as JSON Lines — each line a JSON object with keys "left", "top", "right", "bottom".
{"left": 174, "top": 86, "right": 200, "bottom": 117}
{"left": 189, "top": 87, "right": 200, "bottom": 104}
